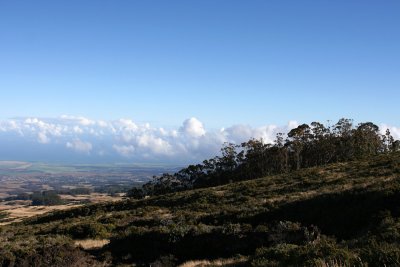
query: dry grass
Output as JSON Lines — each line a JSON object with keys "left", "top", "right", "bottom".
{"left": 0, "top": 203, "right": 82, "bottom": 225}
{"left": 316, "top": 259, "right": 353, "bottom": 267}
{"left": 213, "top": 190, "right": 226, "bottom": 196}
{"left": 60, "top": 193, "right": 123, "bottom": 203}
{"left": 178, "top": 257, "right": 247, "bottom": 267}
{"left": 155, "top": 208, "right": 173, "bottom": 219}
{"left": 0, "top": 193, "right": 123, "bottom": 225}
{"left": 41, "top": 184, "right": 54, "bottom": 190}
{"left": 75, "top": 239, "right": 110, "bottom": 249}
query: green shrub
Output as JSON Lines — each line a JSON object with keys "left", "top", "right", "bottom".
{"left": 251, "top": 237, "right": 358, "bottom": 267}
{"left": 0, "top": 211, "right": 10, "bottom": 220}
{"left": 65, "top": 222, "right": 109, "bottom": 239}
{"left": 0, "top": 235, "right": 99, "bottom": 267}
{"left": 358, "top": 239, "right": 400, "bottom": 266}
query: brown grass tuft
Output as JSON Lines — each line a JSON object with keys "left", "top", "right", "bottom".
{"left": 75, "top": 239, "right": 110, "bottom": 250}
{"left": 178, "top": 257, "right": 247, "bottom": 267}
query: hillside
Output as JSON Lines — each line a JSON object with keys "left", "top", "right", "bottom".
{"left": 1, "top": 152, "right": 400, "bottom": 266}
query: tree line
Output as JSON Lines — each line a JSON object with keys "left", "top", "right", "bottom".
{"left": 128, "top": 119, "right": 400, "bottom": 198}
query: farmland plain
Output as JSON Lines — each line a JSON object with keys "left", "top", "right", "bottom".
{"left": 0, "top": 161, "right": 179, "bottom": 224}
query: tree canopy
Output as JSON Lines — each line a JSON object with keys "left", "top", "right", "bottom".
{"left": 128, "top": 119, "right": 399, "bottom": 198}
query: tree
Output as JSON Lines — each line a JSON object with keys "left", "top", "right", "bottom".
{"left": 273, "top": 133, "right": 289, "bottom": 173}
{"left": 127, "top": 187, "right": 145, "bottom": 199}
{"left": 310, "top": 121, "right": 335, "bottom": 165}
{"left": 333, "top": 118, "right": 355, "bottom": 161}
{"left": 392, "top": 140, "right": 400, "bottom": 152}
{"left": 129, "top": 118, "right": 393, "bottom": 197}
{"left": 354, "top": 122, "right": 381, "bottom": 158}
{"left": 219, "top": 142, "right": 239, "bottom": 173}
{"left": 382, "top": 129, "right": 394, "bottom": 152}
{"left": 287, "top": 124, "right": 312, "bottom": 170}
{"left": 241, "top": 139, "right": 267, "bottom": 179}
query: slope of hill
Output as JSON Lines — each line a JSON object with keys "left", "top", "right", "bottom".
{"left": 1, "top": 152, "right": 400, "bottom": 266}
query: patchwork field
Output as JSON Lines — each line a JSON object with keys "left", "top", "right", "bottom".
{"left": 0, "top": 192, "right": 128, "bottom": 225}
{"left": 0, "top": 203, "right": 80, "bottom": 225}
{"left": 0, "top": 161, "right": 179, "bottom": 225}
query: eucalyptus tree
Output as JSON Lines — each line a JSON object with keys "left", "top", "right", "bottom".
{"left": 354, "top": 122, "right": 381, "bottom": 158}
{"left": 333, "top": 118, "right": 355, "bottom": 161}
{"left": 310, "top": 121, "right": 335, "bottom": 165}
{"left": 382, "top": 129, "right": 395, "bottom": 152}
{"left": 287, "top": 124, "right": 312, "bottom": 170}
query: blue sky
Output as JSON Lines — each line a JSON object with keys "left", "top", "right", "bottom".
{"left": 0, "top": 1, "right": 399, "bottom": 163}
{"left": 1, "top": 1, "right": 399, "bottom": 127}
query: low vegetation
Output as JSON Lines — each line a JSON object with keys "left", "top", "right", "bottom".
{"left": 0, "top": 151, "right": 399, "bottom": 266}
{"left": 0, "top": 212, "right": 10, "bottom": 224}
{"left": 0, "top": 119, "right": 399, "bottom": 266}
{"left": 30, "top": 191, "right": 64, "bottom": 206}
{"left": 2, "top": 190, "right": 64, "bottom": 206}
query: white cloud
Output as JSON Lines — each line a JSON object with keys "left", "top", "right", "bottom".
{"left": 0, "top": 116, "right": 397, "bottom": 163}
{"left": 136, "top": 134, "right": 173, "bottom": 155}
{"left": 288, "top": 120, "right": 299, "bottom": 129}
{"left": 73, "top": 126, "right": 83, "bottom": 134}
{"left": 181, "top": 117, "right": 206, "bottom": 137}
{"left": 60, "top": 115, "right": 95, "bottom": 126}
{"left": 97, "top": 120, "right": 108, "bottom": 128}
{"left": 117, "top": 119, "right": 138, "bottom": 131}
{"left": 0, "top": 120, "right": 22, "bottom": 135}
{"left": 66, "top": 139, "right": 93, "bottom": 153}
{"left": 113, "top": 144, "right": 135, "bottom": 157}
{"left": 223, "top": 122, "right": 290, "bottom": 144}
{"left": 392, "top": 128, "right": 400, "bottom": 140}
{"left": 37, "top": 132, "right": 50, "bottom": 144}
{"left": 380, "top": 124, "right": 400, "bottom": 140}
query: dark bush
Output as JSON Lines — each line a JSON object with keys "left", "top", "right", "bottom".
{"left": 0, "top": 236, "right": 99, "bottom": 267}
{"left": 251, "top": 237, "right": 358, "bottom": 267}
{"left": 31, "top": 191, "right": 63, "bottom": 206}
{"left": 66, "top": 222, "right": 109, "bottom": 239}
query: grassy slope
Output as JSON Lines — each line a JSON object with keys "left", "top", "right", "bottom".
{"left": 1, "top": 152, "right": 400, "bottom": 266}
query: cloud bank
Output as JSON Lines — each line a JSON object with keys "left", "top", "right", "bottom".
{"left": 0, "top": 116, "right": 398, "bottom": 164}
